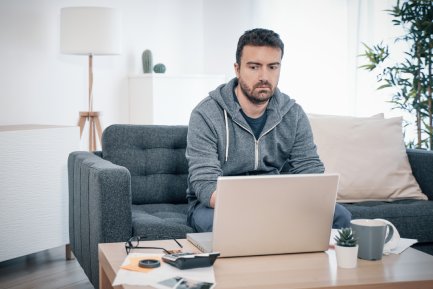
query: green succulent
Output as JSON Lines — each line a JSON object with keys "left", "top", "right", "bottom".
{"left": 153, "top": 63, "right": 166, "bottom": 73}
{"left": 334, "top": 228, "right": 357, "bottom": 247}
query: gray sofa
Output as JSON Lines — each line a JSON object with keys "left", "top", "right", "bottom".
{"left": 68, "top": 124, "right": 433, "bottom": 288}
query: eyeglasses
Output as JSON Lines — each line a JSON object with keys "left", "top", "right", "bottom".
{"left": 124, "top": 236, "right": 183, "bottom": 255}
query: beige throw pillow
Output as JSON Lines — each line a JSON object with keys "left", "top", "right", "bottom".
{"left": 308, "top": 114, "right": 427, "bottom": 203}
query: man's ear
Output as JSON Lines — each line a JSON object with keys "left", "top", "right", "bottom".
{"left": 234, "top": 63, "right": 240, "bottom": 78}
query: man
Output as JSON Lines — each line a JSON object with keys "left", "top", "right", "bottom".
{"left": 186, "top": 28, "right": 351, "bottom": 232}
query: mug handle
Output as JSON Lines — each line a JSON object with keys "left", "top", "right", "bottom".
{"left": 385, "top": 224, "right": 394, "bottom": 243}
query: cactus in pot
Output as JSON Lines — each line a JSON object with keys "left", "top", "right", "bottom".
{"left": 142, "top": 49, "right": 153, "bottom": 73}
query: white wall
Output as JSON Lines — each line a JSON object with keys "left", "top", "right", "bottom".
{"left": 202, "top": 0, "right": 254, "bottom": 79}
{"left": 0, "top": 0, "right": 400, "bottom": 148}
{"left": 202, "top": 0, "right": 401, "bottom": 117}
{"left": 253, "top": 0, "right": 351, "bottom": 115}
{"left": 202, "top": 0, "right": 351, "bottom": 114}
{"left": 0, "top": 0, "right": 205, "bottom": 149}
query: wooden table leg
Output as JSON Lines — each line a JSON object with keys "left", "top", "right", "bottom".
{"left": 99, "top": 256, "right": 114, "bottom": 289}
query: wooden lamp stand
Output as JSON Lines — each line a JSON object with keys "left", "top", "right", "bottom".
{"left": 78, "top": 55, "right": 103, "bottom": 151}
{"left": 78, "top": 111, "right": 102, "bottom": 152}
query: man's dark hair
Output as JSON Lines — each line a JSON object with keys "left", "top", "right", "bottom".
{"left": 236, "top": 28, "right": 284, "bottom": 64}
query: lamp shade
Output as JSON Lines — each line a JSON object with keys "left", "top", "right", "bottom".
{"left": 60, "top": 7, "right": 121, "bottom": 55}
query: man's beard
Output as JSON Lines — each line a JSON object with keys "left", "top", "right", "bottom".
{"left": 238, "top": 78, "right": 275, "bottom": 105}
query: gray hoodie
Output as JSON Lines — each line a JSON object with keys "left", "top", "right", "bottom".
{"left": 186, "top": 78, "right": 324, "bottom": 207}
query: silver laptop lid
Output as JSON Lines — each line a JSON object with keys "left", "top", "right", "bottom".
{"left": 212, "top": 173, "right": 339, "bottom": 257}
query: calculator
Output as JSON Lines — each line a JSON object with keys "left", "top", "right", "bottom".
{"left": 161, "top": 252, "right": 220, "bottom": 270}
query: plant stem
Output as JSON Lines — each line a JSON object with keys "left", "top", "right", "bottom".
{"left": 416, "top": 43, "right": 422, "bottom": 148}
{"left": 429, "top": 19, "right": 433, "bottom": 149}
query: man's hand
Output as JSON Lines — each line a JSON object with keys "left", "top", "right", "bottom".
{"left": 209, "top": 191, "right": 216, "bottom": 208}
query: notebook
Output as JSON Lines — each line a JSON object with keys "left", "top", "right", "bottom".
{"left": 187, "top": 173, "right": 339, "bottom": 257}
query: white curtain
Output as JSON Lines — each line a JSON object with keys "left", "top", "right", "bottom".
{"left": 353, "top": 0, "right": 406, "bottom": 118}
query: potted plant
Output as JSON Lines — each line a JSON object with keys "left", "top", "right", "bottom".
{"left": 334, "top": 227, "right": 358, "bottom": 268}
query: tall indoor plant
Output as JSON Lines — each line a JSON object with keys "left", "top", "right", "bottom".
{"left": 360, "top": 0, "right": 433, "bottom": 150}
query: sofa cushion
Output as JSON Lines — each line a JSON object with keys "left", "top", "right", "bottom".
{"left": 131, "top": 204, "right": 194, "bottom": 240}
{"left": 102, "top": 125, "right": 189, "bottom": 204}
{"left": 308, "top": 114, "right": 427, "bottom": 202}
{"left": 342, "top": 200, "right": 433, "bottom": 243}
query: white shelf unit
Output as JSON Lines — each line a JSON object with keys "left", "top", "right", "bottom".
{"left": 128, "top": 74, "right": 226, "bottom": 125}
{"left": 0, "top": 125, "right": 80, "bottom": 262}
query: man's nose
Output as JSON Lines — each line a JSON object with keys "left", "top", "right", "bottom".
{"left": 258, "top": 67, "right": 270, "bottom": 81}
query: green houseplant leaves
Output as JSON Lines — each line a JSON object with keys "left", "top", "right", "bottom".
{"left": 360, "top": 0, "right": 433, "bottom": 150}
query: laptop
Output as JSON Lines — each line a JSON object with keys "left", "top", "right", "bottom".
{"left": 187, "top": 173, "right": 339, "bottom": 257}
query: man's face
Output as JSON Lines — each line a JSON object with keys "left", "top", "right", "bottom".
{"left": 234, "top": 45, "right": 282, "bottom": 105}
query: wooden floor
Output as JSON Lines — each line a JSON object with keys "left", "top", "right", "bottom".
{"left": 0, "top": 246, "right": 94, "bottom": 289}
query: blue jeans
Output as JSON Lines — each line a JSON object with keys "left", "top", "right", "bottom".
{"left": 188, "top": 202, "right": 352, "bottom": 232}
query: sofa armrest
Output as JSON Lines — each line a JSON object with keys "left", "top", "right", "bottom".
{"left": 68, "top": 151, "right": 132, "bottom": 286}
{"left": 407, "top": 148, "right": 433, "bottom": 200}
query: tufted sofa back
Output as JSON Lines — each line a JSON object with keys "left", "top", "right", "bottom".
{"left": 101, "top": 125, "right": 189, "bottom": 205}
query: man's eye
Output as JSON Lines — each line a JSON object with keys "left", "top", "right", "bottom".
{"left": 249, "top": 65, "right": 259, "bottom": 70}
{"left": 270, "top": 65, "right": 279, "bottom": 70}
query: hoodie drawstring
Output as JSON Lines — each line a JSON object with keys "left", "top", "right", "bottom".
{"left": 224, "top": 109, "right": 229, "bottom": 162}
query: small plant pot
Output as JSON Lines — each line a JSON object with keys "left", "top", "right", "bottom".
{"left": 335, "top": 245, "right": 358, "bottom": 268}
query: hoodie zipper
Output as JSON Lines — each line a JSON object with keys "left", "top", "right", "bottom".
{"left": 254, "top": 123, "right": 279, "bottom": 169}
{"left": 231, "top": 119, "right": 255, "bottom": 153}
{"left": 254, "top": 139, "right": 259, "bottom": 170}
{"left": 231, "top": 119, "right": 280, "bottom": 171}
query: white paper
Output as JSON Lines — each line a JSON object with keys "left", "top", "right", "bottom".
{"left": 330, "top": 229, "right": 417, "bottom": 255}
{"left": 112, "top": 253, "right": 216, "bottom": 287}
{"left": 385, "top": 238, "right": 417, "bottom": 255}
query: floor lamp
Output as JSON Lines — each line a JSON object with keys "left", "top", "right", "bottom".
{"left": 60, "top": 7, "right": 121, "bottom": 151}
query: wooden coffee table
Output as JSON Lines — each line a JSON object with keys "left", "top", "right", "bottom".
{"left": 99, "top": 239, "right": 433, "bottom": 289}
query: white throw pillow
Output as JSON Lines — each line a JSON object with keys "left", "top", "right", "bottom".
{"left": 308, "top": 114, "right": 427, "bottom": 203}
